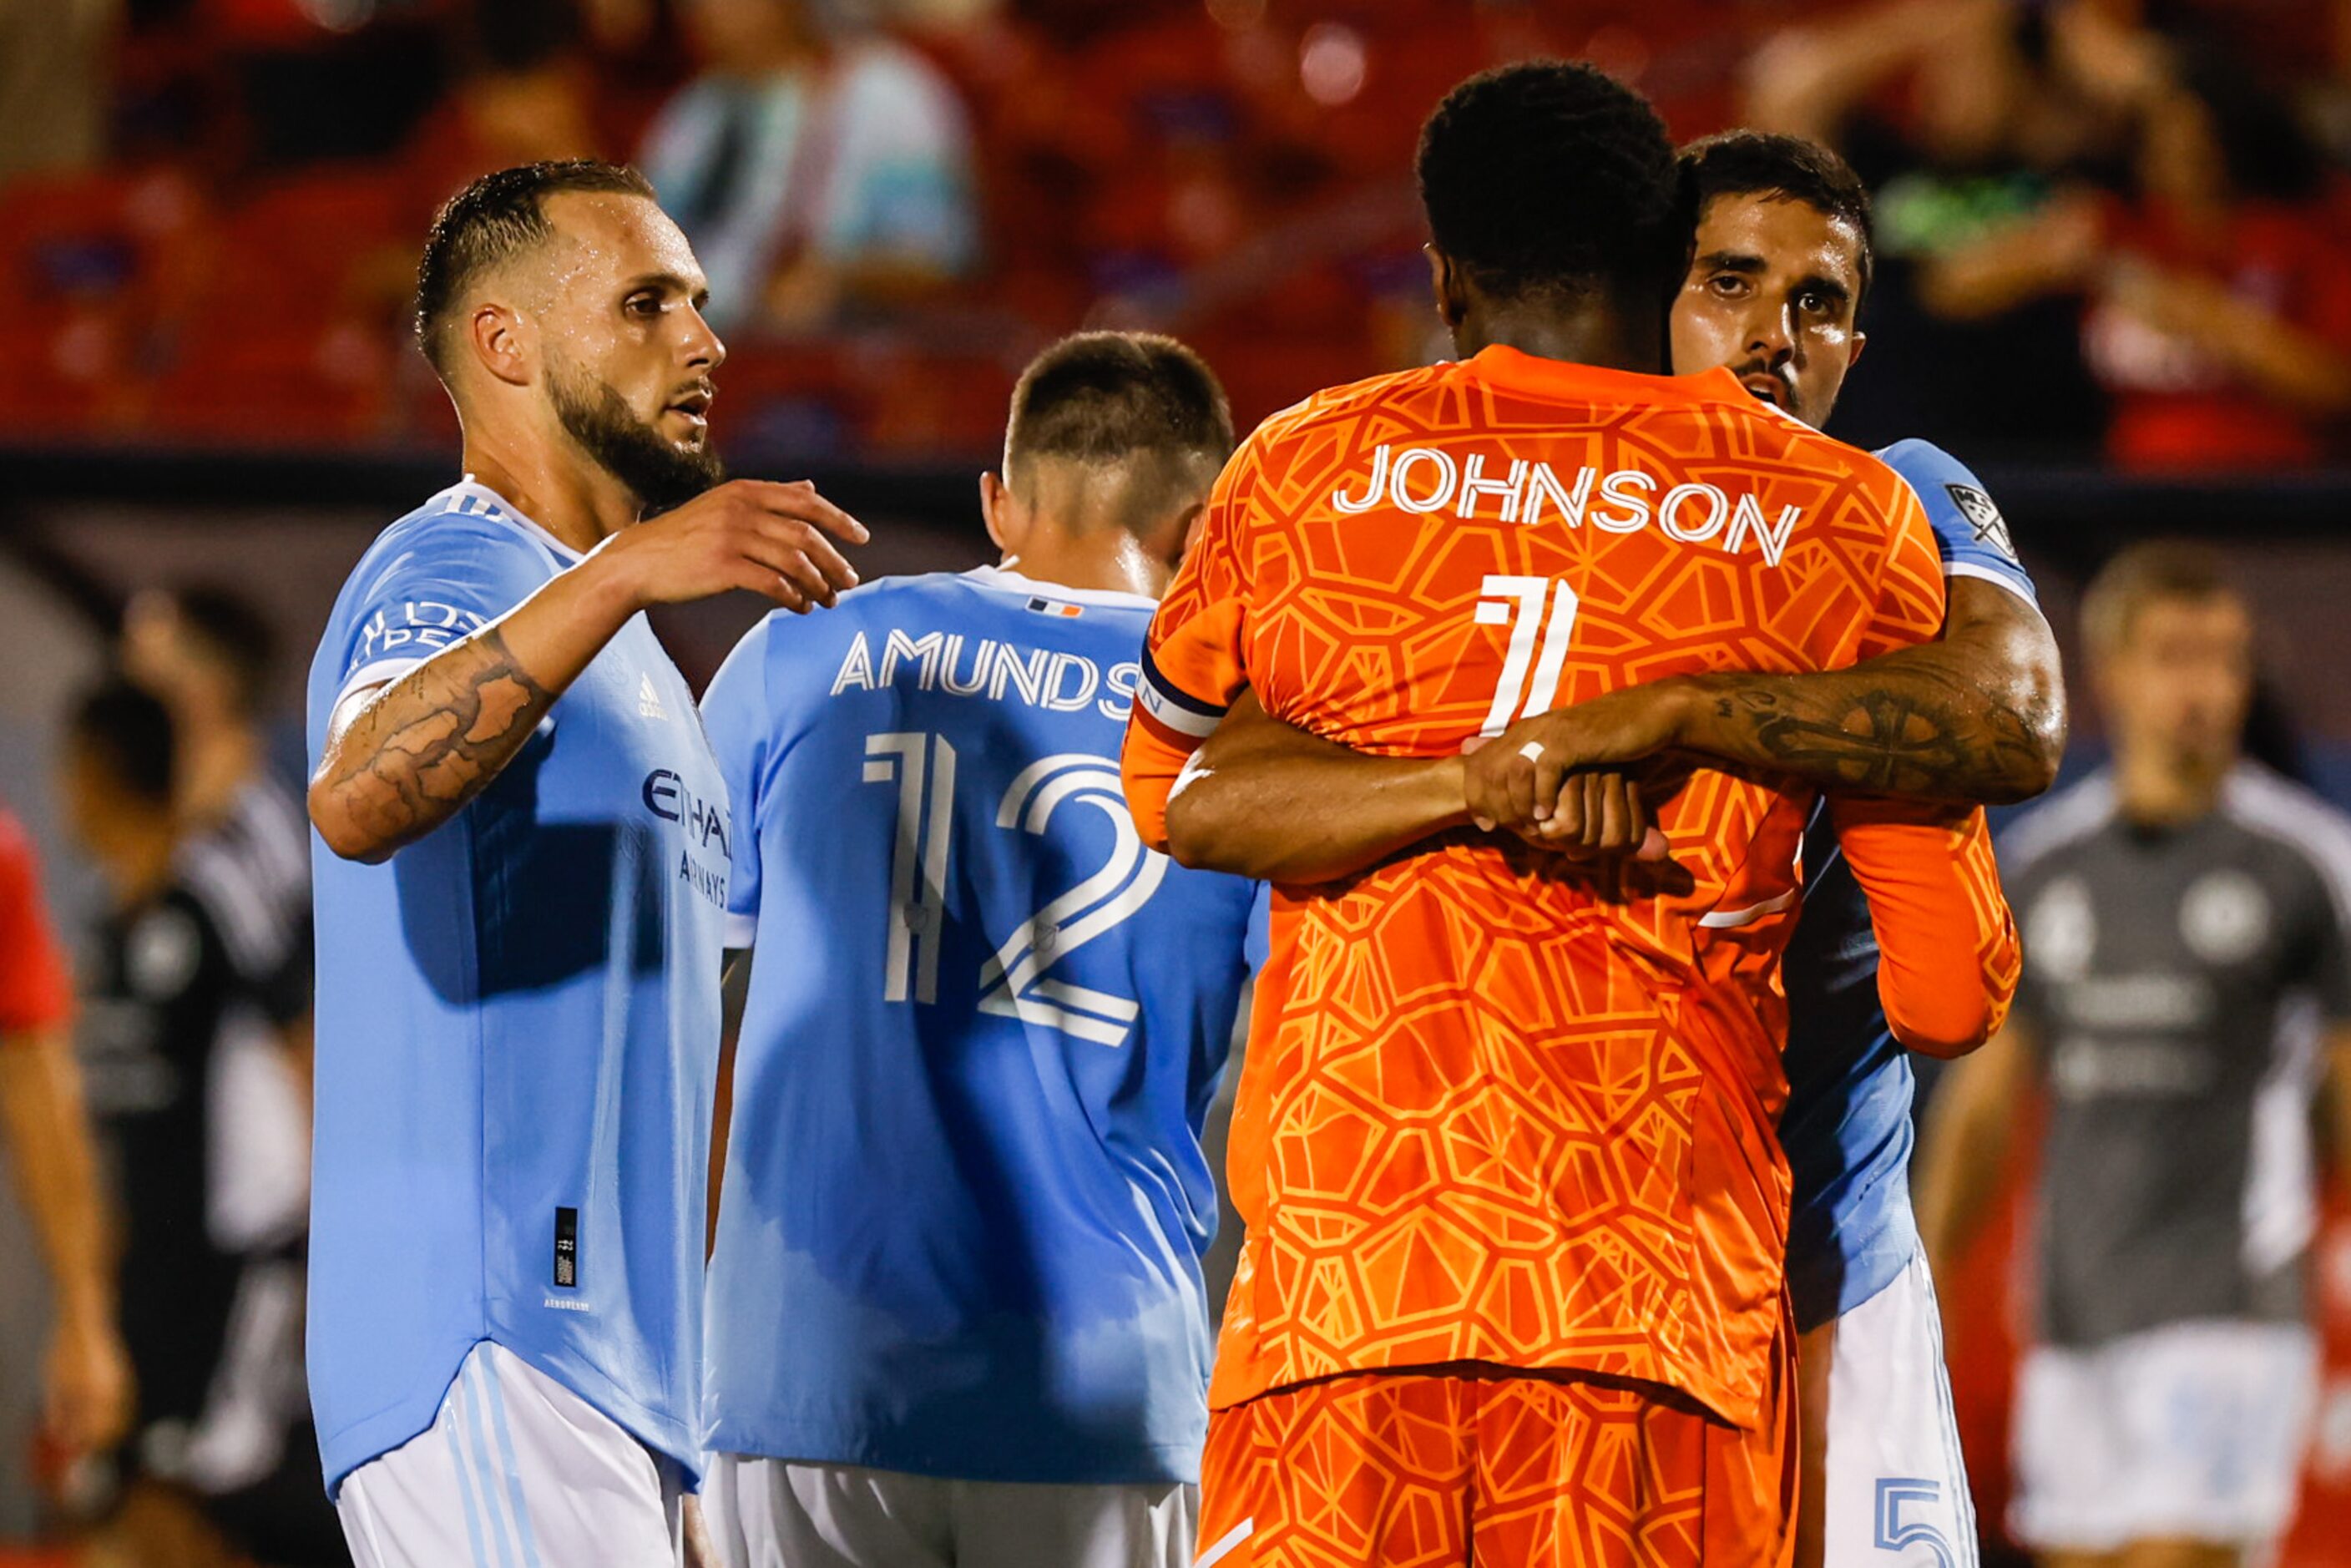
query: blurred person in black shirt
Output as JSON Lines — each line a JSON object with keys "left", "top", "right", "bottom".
{"left": 1746, "top": 0, "right": 2143, "bottom": 458}
{"left": 1748, "top": 1, "right": 2351, "bottom": 471}
{"left": 120, "top": 586, "right": 313, "bottom": 1095}
{"left": 63, "top": 681, "right": 344, "bottom": 1568}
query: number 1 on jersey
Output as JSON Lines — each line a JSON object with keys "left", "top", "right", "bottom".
{"left": 863, "top": 736, "right": 1168, "bottom": 1046}
{"left": 1476, "top": 574, "right": 1579, "bottom": 734}
{"left": 864, "top": 732, "right": 956, "bottom": 1004}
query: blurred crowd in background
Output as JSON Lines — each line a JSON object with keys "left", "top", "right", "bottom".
{"left": 13, "top": 3, "right": 2351, "bottom": 1566}
{"left": 9, "top": 0, "right": 2351, "bottom": 466}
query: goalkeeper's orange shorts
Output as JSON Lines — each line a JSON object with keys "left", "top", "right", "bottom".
{"left": 1193, "top": 1353, "right": 1797, "bottom": 1568}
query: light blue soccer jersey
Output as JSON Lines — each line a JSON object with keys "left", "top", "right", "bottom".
{"left": 1780, "top": 441, "right": 2040, "bottom": 1330}
{"left": 700, "top": 564, "right": 1257, "bottom": 1485}
{"left": 304, "top": 481, "right": 728, "bottom": 1494}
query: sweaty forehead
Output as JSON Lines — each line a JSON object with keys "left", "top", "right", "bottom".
{"left": 534, "top": 190, "right": 706, "bottom": 297}
{"left": 1693, "top": 192, "right": 1863, "bottom": 284}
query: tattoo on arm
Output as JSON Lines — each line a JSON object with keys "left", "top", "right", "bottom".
{"left": 321, "top": 627, "right": 556, "bottom": 855}
{"left": 1699, "top": 655, "right": 2049, "bottom": 802}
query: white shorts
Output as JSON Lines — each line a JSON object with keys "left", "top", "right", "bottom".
{"left": 1802, "top": 1248, "right": 1978, "bottom": 1568}
{"left": 336, "top": 1342, "right": 686, "bottom": 1568}
{"left": 2012, "top": 1318, "right": 2320, "bottom": 1552}
{"left": 702, "top": 1453, "right": 1197, "bottom": 1568}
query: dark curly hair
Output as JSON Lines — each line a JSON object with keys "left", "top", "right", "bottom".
{"left": 1678, "top": 131, "right": 1875, "bottom": 301}
{"left": 1416, "top": 61, "right": 1680, "bottom": 303}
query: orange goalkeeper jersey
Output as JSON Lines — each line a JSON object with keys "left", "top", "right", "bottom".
{"left": 1121, "top": 346, "right": 2018, "bottom": 1430}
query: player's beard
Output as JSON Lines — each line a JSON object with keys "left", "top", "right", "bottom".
{"left": 548, "top": 362, "right": 725, "bottom": 514}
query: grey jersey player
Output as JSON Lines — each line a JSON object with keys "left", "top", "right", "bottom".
{"left": 1918, "top": 544, "right": 2351, "bottom": 1568}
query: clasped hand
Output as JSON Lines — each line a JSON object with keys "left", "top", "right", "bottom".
{"left": 1460, "top": 684, "right": 1691, "bottom": 863}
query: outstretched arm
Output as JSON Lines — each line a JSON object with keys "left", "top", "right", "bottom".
{"left": 312, "top": 481, "right": 864, "bottom": 863}
{"left": 1465, "top": 576, "right": 2065, "bottom": 838}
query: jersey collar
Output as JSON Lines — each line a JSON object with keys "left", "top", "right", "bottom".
{"left": 1462, "top": 344, "right": 1747, "bottom": 408}
{"left": 442, "top": 477, "right": 589, "bottom": 565}
{"left": 964, "top": 564, "right": 1158, "bottom": 612}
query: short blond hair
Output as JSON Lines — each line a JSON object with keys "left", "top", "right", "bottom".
{"left": 2081, "top": 541, "right": 2242, "bottom": 661}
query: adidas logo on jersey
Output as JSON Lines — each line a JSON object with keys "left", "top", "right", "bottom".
{"left": 638, "top": 674, "right": 668, "bottom": 721}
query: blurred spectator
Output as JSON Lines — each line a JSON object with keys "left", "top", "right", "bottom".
{"left": 1752, "top": 0, "right": 2351, "bottom": 471}
{"left": 404, "top": 0, "right": 609, "bottom": 200}
{"left": 60, "top": 682, "right": 342, "bottom": 1568}
{"left": 2079, "top": 52, "right": 2351, "bottom": 471}
{"left": 1918, "top": 544, "right": 2351, "bottom": 1566}
{"left": 0, "top": 802, "right": 134, "bottom": 1500}
{"left": 0, "top": 0, "right": 119, "bottom": 188}
{"left": 210, "top": 0, "right": 447, "bottom": 173}
{"left": 640, "top": 0, "right": 979, "bottom": 332}
{"left": 1746, "top": 0, "right": 2136, "bottom": 458}
{"left": 119, "top": 588, "right": 315, "bottom": 1099}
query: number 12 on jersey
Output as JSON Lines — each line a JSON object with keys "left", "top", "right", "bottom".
{"left": 863, "top": 732, "right": 1168, "bottom": 1047}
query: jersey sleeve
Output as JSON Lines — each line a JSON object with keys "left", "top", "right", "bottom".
{"left": 326, "top": 515, "right": 554, "bottom": 709}
{"left": 1121, "top": 438, "right": 1264, "bottom": 852}
{"left": 0, "top": 817, "right": 72, "bottom": 1036}
{"left": 700, "top": 620, "right": 781, "bottom": 952}
{"left": 1828, "top": 795, "right": 2021, "bottom": 1057}
{"left": 179, "top": 839, "right": 310, "bottom": 1029}
{"left": 1852, "top": 478, "right": 1950, "bottom": 662}
{"left": 1874, "top": 438, "right": 2040, "bottom": 609}
{"left": 2296, "top": 846, "right": 2351, "bottom": 1025}
{"left": 703, "top": 607, "right": 850, "bottom": 953}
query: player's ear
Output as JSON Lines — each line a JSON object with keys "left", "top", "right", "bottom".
{"left": 979, "top": 470, "right": 1017, "bottom": 554}
{"left": 471, "top": 302, "right": 533, "bottom": 389}
{"left": 1848, "top": 329, "right": 1867, "bottom": 369}
{"left": 1426, "top": 245, "right": 1468, "bottom": 330}
{"left": 1172, "top": 499, "right": 1211, "bottom": 565}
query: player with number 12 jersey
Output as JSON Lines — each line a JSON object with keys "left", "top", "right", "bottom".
{"left": 700, "top": 571, "right": 1256, "bottom": 1464}
{"left": 698, "top": 332, "right": 1260, "bottom": 1568}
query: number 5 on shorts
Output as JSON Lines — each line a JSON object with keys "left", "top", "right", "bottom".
{"left": 1874, "top": 1478, "right": 1954, "bottom": 1568}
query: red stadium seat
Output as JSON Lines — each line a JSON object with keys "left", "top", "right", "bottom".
{"left": 0, "top": 169, "right": 209, "bottom": 437}
{"left": 146, "top": 315, "right": 396, "bottom": 446}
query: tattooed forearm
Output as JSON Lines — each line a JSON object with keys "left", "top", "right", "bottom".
{"left": 1694, "top": 665, "right": 2039, "bottom": 798}
{"left": 1684, "top": 641, "right": 2059, "bottom": 804}
{"left": 311, "top": 627, "right": 557, "bottom": 862}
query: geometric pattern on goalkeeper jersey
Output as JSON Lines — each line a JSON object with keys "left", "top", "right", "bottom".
{"left": 1123, "top": 346, "right": 2016, "bottom": 1433}
{"left": 1193, "top": 1344, "right": 1797, "bottom": 1568}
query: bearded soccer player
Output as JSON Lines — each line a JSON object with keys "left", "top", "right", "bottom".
{"left": 1120, "top": 67, "right": 2021, "bottom": 1567}
{"left": 306, "top": 160, "right": 864, "bottom": 1565}
{"left": 1172, "top": 130, "right": 2063, "bottom": 1568}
